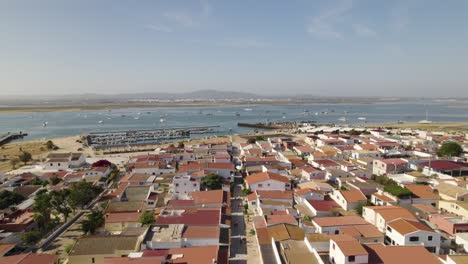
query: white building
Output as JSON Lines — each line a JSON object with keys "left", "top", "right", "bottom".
{"left": 385, "top": 218, "right": 441, "bottom": 253}
{"left": 245, "top": 172, "right": 291, "bottom": 191}
{"left": 170, "top": 174, "right": 200, "bottom": 199}
{"left": 329, "top": 237, "right": 369, "bottom": 264}
{"left": 43, "top": 152, "right": 86, "bottom": 170}
{"left": 330, "top": 189, "right": 367, "bottom": 211}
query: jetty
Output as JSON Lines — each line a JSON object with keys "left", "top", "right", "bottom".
{"left": 237, "top": 120, "right": 316, "bottom": 130}
{"left": 87, "top": 126, "right": 220, "bottom": 149}
{"left": 0, "top": 132, "right": 27, "bottom": 146}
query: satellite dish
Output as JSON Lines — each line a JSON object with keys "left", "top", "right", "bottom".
{"left": 236, "top": 165, "right": 242, "bottom": 170}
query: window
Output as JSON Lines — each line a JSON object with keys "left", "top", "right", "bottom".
{"left": 332, "top": 243, "right": 335, "bottom": 249}
{"left": 258, "top": 184, "right": 263, "bottom": 187}
{"left": 387, "top": 226, "right": 392, "bottom": 232}
{"left": 428, "top": 236, "right": 433, "bottom": 241}
{"left": 58, "top": 163, "right": 61, "bottom": 166}
{"left": 409, "top": 236, "right": 419, "bottom": 242}
{"left": 348, "top": 256, "right": 355, "bottom": 262}
{"left": 92, "top": 258, "right": 95, "bottom": 263}
{"left": 335, "top": 230, "right": 339, "bottom": 234}
{"left": 175, "top": 183, "right": 179, "bottom": 187}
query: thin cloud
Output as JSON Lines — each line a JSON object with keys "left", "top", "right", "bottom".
{"left": 146, "top": 24, "right": 173, "bottom": 33}
{"left": 216, "top": 37, "right": 267, "bottom": 48}
{"left": 163, "top": 11, "right": 198, "bottom": 28}
{"left": 307, "top": 0, "right": 353, "bottom": 39}
{"left": 201, "top": 0, "right": 213, "bottom": 16}
{"left": 390, "top": 5, "right": 409, "bottom": 33}
{"left": 353, "top": 24, "right": 377, "bottom": 37}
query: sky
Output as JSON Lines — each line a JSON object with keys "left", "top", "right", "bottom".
{"left": 1, "top": 0, "right": 468, "bottom": 97}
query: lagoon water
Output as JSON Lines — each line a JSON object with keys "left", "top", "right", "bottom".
{"left": 0, "top": 101, "right": 467, "bottom": 140}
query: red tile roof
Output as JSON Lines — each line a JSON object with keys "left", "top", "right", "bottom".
{"left": 245, "top": 172, "right": 290, "bottom": 185}
{"left": 307, "top": 200, "right": 340, "bottom": 212}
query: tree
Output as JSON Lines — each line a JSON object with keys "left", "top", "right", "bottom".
{"left": 10, "top": 158, "right": 19, "bottom": 169}
{"left": 31, "top": 177, "right": 48, "bottom": 186}
{"left": 50, "top": 190, "right": 72, "bottom": 221}
{"left": 81, "top": 210, "right": 104, "bottom": 234}
{"left": 18, "top": 151, "right": 32, "bottom": 165}
{"left": 348, "top": 129, "right": 361, "bottom": 136}
{"left": 177, "top": 141, "right": 185, "bottom": 149}
{"left": 46, "top": 140, "right": 55, "bottom": 150}
{"left": 201, "top": 174, "right": 223, "bottom": 190}
{"left": 241, "top": 188, "right": 252, "bottom": 196}
{"left": 67, "top": 181, "right": 103, "bottom": 210}
{"left": 356, "top": 201, "right": 371, "bottom": 215}
{"left": 437, "top": 142, "right": 463, "bottom": 157}
{"left": 32, "top": 190, "right": 52, "bottom": 230}
{"left": 139, "top": 210, "right": 155, "bottom": 226}
{"left": 303, "top": 215, "right": 312, "bottom": 222}
{"left": 49, "top": 175, "right": 61, "bottom": 185}
{"left": 247, "top": 138, "right": 256, "bottom": 144}
{"left": 92, "top": 159, "right": 112, "bottom": 168}
{"left": 21, "top": 230, "right": 42, "bottom": 245}
{"left": 0, "top": 190, "right": 25, "bottom": 209}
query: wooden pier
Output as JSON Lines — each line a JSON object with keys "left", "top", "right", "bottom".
{"left": 0, "top": 132, "right": 28, "bottom": 146}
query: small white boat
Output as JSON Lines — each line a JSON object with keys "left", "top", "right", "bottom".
{"left": 98, "top": 120, "right": 103, "bottom": 124}
{"left": 134, "top": 117, "right": 140, "bottom": 120}
{"left": 42, "top": 121, "right": 48, "bottom": 127}
{"left": 314, "top": 112, "right": 319, "bottom": 116}
{"left": 160, "top": 118, "right": 165, "bottom": 123}
{"left": 357, "top": 117, "right": 367, "bottom": 120}
{"left": 244, "top": 108, "right": 253, "bottom": 111}
{"left": 338, "top": 117, "right": 347, "bottom": 122}
{"left": 418, "top": 111, "right": 432, "bottom": 124}
{"left": 282, "top": 115, "right": 286, "bottom": 119}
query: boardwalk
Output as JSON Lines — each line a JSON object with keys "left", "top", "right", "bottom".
{"left": 0, "top": 132, "right": 27, "bottom": 145}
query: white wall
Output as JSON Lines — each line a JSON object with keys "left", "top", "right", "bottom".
{"left": 249, "top": 179, "right": 288, "bottom": 191}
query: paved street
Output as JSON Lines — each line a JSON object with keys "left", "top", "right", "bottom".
{"left": 229, "top": 175, "right": 247, "bottom": 264}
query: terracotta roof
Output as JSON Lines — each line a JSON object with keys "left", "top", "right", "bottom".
{"left": 334, "top": 240, "right": 368, "bottom": 256}
{"left": 340, "top": 224, "right": 384, "bottom": 239}
{"left": 156, "top": 208, "right": 221, "bottom": 226}
{"left": 256, "top": 227, "right": 272, "bottom": 244}
{"left": 387, "top": 219, "right": 433, "bottom": 235}
{"left": 419, "top": 160, "right": 467, "bottom": 171}
{"left": 368, "top": 206, "right": 417, "bottom": 222}
{"left": 245, "top": 172, "right": 290, "bottom": 185}
{"left": 340, "top": 189, "right": 367, "bottom": 203}
{"left": 0, "top": 253, "right": 58, "bottom": 264}
{"left": 295, "top": 188, "right": 325, "bottom": 196}
{"left": 103, "top": 257, "right": 164, "bottom": 264}
{"left": 307, "top": 200, "right": 340, "bottom": 212}
{"left": 191, "top": 190, "right": 227, "bottom": 205}
{"left": 405, "top": 184, "right": 438, "bottom": 199}
{"left": 372, "top": 193, "right": 395, "bottom": 202}
{"left": 256, "top": 190, "right": 293, "bottom": 200}
{"left": 182, "top": 226, "right": 220, "bottom": 239}
{"left": 267, "top": 224, "right": 304, "bottom": 241}
{"left": 314, "top": 159, "right": 339, "bottom": 167}
{"left": 0, "top": 244, "right": 15, "bottom": 256}
{"left": 167, "top": 245, "right": 219, "bottom": 264}
{"left": 378, "top": 158, "right": 407, "bottom": 165}
{"left": 365, "top": 244, "right": 440, "bottom": 264}
{"left": 106, "top": 212, "right": 140, "bottom": 223}
{"left": 313, "top": 216, "right": 368, "bottom": 227}
{"left": 266, "top": 214, "right": 297, "bottom": 226}
{"left": 247, "top": 192, "right": 258, "bottom": 201}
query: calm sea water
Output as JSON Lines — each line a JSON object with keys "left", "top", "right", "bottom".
{"left": 0, "top": 101, "right": 466, "bottom": 140}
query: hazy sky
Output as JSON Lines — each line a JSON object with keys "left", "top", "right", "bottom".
{"left": 1, "top": 0, "right": 468, "bottom": 97}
